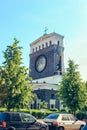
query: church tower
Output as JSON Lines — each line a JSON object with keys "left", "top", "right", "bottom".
{"left": 29, "top": 32, "right": 64, "bottom": 79}
{"left": 29, "top": 32, "right": 64, "bottom": 109}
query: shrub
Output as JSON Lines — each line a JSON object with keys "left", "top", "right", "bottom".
{"left": 76, "top": 112, "right": 86, "bottom": 120}
{"left": 49, "top": 108, "right": 58, "bottom": 112}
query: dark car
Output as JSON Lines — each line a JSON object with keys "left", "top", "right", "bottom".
{"left": 0, "top": 112, "right": 49, "bottom": 130}
{"left": 43, "top": 113, "right": 85, "bottom": 130}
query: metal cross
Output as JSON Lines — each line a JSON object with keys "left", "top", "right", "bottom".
{"left": 43, "top": 27, "right": 48, "bottom": 36}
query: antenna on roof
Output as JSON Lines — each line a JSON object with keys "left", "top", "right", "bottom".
{"left": 43, "top": 27, "right": 48, "bottom": 36}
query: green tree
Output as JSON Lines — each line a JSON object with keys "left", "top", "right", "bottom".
{"left": 0, "top": 66, "right": 7, "bottom": 106}
{"left": 1, "top": 38, "right": 34, "bottom": 111}
{"left": 83, "top": 81, "right": 87, "bottom": 111}
{"left": 59, "top": 59, "right": 86, "bottom": 115}
{"left": 86, "top": 81, "right": 87, "bottom": 89}
{"left": 39, "top": 101, "right": 48, "bottom": 109}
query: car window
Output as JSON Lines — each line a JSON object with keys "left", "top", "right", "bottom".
{"left": 62, "top": 115, "right": 69, "bottom": 121}
{"left": 21, "top": 113, "right": 36, "bottom": 123}
{"left": 11, "top": 113, "right": 21, "bottom": 121}
{"left": 45, "top": 114, "right": 59, "bottom": 119}
{"left": 0, "top": 113, "right": 10, "bottom": 121}
{"left": 69, "top": 115, "right": 75, "bottom": 121}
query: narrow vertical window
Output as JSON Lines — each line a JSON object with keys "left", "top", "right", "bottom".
{"left": 49, "top": 41, "right": 52, "bottom": 45}
{"left": 51, "top": 94, "right": 54, "bottom": 99}
{"left": 46, "top": 42, "right": 48, "bottom": 47}
{"left": 42, "top": 44, "right": 44, "bottom": 49}
{"left": 58, "top": 41, "right": 60, "bottom": 46}
{"left": 36, "top": 47, "right": 37, "bottom": 51}
{"left": 33, "top": 48, "right": 34, "bottom": 52}
{"left": 39, "top": 45, "right": 41, "bottom": 50}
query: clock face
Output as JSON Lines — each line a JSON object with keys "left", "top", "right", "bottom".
{"left": 35, "top": 55, "right": 47, "bottom": 72}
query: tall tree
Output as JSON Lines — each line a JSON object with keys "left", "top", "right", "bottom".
{"left": 0, "top": 66, "right": 7, "bottom": 106}
{"left": 1, "top": 38, "right": 34, "bottom": 111}
{"left": 39, "top": 101, "right": 48, "bottom": 109}
{"left": 83, "top": 81, "right": 87, "bottom": 111}
{"left": 59, "top": 59, "right": 86, "bottom": 115}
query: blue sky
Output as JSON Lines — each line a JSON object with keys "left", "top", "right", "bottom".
{"left": 0, "top": 0, "right": 87, "bottom": 81}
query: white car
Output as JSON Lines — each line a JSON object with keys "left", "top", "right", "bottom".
{"left": 44, "top": 113, "right": 86, "bottom": 130}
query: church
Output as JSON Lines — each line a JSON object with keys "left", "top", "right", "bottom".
{"left": 29, "top": 31, "right": 64, "bottom": 109}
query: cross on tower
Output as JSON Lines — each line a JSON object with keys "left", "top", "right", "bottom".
{"left": 43, "top": 27, "right": 48, "bottom": 36}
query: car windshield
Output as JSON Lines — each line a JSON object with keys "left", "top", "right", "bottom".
{"left": 21, "top": 113, "right": 36, "bottom": 123}
{"left": 45, "top": 113, "right": 59, "bottom": 119}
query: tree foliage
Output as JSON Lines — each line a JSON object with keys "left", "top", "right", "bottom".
{"left": 1, "top": 38, "right": 34, "bottom": 111}
{"left": 59, "top": 59, "right": 86, "bottom": 115}
{"left": 0, "top": 66, "right": 7, "bottom": 105}
{"left": 39, "top": 101, "right": 48, "bottom": 109}
{"left": 83, "top": 82, "right": 87, "bottom": 111}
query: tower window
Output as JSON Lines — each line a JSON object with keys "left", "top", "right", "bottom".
{"left": 51, "top": 94, "right": 55, "bottom": 99}
{"left": 33, "top": 48, "right": 34, "bottom": 52}
{"left": 46, "top": 42, "right": 48, "bottom": 47}
{"left": 37, "top": 94, "right": 40, "bottom": 99}
{"left": 42, "top": 44, "right": 44, "bottom": 49}
{"left": 39, "top": 45, "right": 41, "bottom": 50}
{"left": 49, "top": 41, "right": 52, "bottom": 45}
{"left": 51, "top": 104, "right": 54, "bottom": 108}
{"left": 36, "top": 47, "right": 37, "bottom": 51}
{"left": 58, "top": 41, "right": 60, "bottom": 46}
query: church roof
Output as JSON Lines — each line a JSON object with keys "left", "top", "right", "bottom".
{"left": 30, "top": 32, "right": 64, "bottom": 46}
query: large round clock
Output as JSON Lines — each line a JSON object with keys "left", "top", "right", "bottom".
{"left": 35, "top": 55, "right": 47, "bottom": 72}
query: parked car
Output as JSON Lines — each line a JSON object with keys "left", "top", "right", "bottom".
{"left": 43, "top": 113, "right": 85, "bottom": 130}
{"left": 0, "top": 112, "right": 49, "bottom": 130}
{"left": 82, "top": 123, "right": 87, "bottom": 130}
{"left": 82, "top": 115, "right": 87, "bottom": 130}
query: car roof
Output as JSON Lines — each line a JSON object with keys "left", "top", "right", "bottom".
{"left": 0, "top": 112, "right": 32, "bottom": 116}
{"left": 0, "top": 112, "right": 28, "bottom": 114}
{"left": 48, "top": 113, "right": 73, "bottom": 115}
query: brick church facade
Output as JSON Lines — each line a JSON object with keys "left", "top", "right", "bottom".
{"left": 29, "top": 32, "right": 64, "bottom": 109}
